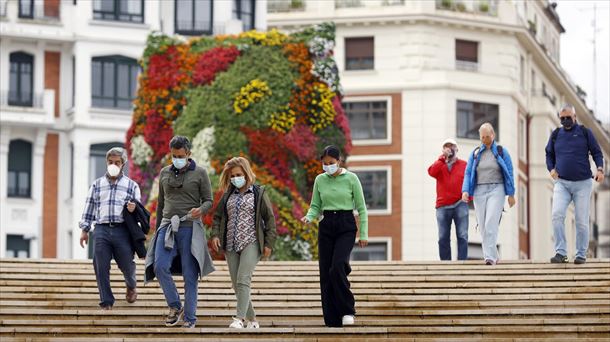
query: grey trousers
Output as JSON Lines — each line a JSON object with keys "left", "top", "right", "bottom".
{"left": 225, "top": 242, "right": 260, "bottom": 320}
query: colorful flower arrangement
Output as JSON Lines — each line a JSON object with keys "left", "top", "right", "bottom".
{"left": 127, "top": 23, "right": 351, "bottom": 260}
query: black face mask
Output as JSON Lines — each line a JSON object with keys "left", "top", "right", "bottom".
{"left": 560, "top": 116, "right": 574, "bottom": 129}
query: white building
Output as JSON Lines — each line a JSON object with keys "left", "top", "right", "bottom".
{"left": 0, "top": 0, "right": 266, "bottom": 259}
{"left": 269, "top": 0, "right": 610, "bottom": 261}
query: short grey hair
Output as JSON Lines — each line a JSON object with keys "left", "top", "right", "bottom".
{"left": 106, "top": 147, "right": 127, "bottom": 164}
{"left": 479, "top": 122, "right": 495, "bottom": 136}
{"left": 169, "top": 135, "right": 191, "bottom": 152}
{"left": 560, "top": 103, "right": 576, "bottom": 114}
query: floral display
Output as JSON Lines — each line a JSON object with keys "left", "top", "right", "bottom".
{"left": 126, "top": 23, "right": 351, "bottom": 260}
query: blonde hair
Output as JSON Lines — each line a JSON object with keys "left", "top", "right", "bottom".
{"left": 479, "top": 122, "right": 496, "bottom": 136}
{"left": 219, "top": 157, "right": 256, "bottom": 192}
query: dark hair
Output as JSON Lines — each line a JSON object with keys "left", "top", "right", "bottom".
{"left": 320, "top": 145, "right": 341, "bottom": 160}
{"left": 169, "top": 136, "right": 191, "bottom": 152}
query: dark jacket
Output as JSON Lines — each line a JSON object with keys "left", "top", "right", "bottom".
{"left": 211, "top": 184, "right": 277, "bottom": 255}
{"left": 122, "top": 201, "right": 150, "bottom": 258}
{"left": 545, "top": 125, "right": 604, "bottom": 181}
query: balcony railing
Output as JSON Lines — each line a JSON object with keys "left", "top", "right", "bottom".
{"left": 0, "top": 91, "right": 44, "bottom": 108}
{"left": 436, "top": 0, "right": 498, "bottom": 16}
{"left": 18, "top": 3, "right": 61, "bottom": 21}
{"left": 335, "top": 0, "right": 362, "bottom": 8}
{"left": 456, "top": 60, "right": 479, "bottom": 72}
{"left": 268, "top": 0, "right": 305, "bottom": 13}
{"left": 335, "top": 0, "right": 405, "bottom": 9}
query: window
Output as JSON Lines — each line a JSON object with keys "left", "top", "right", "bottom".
{"left": 175, "top": 0, "right": 213, "bottom": 35}
{"left": 9, "top": 52, "right": 34, "bottom": 107}
{"left": 519, "top": 183, "right": 528, "bottom": 231}
{"left": 468, "top": 242, "right": 500, "bottom": 260}
{"left": 233, "top": 0, "right": 255, "bottom": 31}
{"left": 519, "top": 55, "right": 525, "bottom": 91}
{"left": 518, "top": 115, "right": 527, "bottom": 160}
{"left": 351, "top": 169, "right": 389, "bottom": 212}
{"left": 455, "top": 39, "right": 478, "bottom": 71}
{"left": 345, "top": 37, "right": 374, "bottom": 71}
{"left": 93, "top": 0, "right": 143, "bottom": 23}
{"left": 530, "top": 69, "right": 536, "bottom": 95}
{"left": 91, "top": 56, "right": 139, "bottom": 109}
{"left": 7, "top": 140, "right": 32, "bottom": 198}
{"left": 6, "top": 235, "right": 30, "bottom": 258}
{"left": 343, "top": 100, "right": 389, "bottom": 142}
{"left": 351, "top": 241, "right": 387, "bottom": 261}
{"left": 456, "top": 100, "right": 499, "bottom": 140}
{"left": 18, "top": 0, "right": 33, "bottom": 18}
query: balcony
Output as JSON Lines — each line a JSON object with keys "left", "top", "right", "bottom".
{"left": 530, "top": 91, "right": 557, "bottom": 117}
{"left": 456, "top": 60, "right": 478, "bottom": 72}
{"left": 0, "top": 90, "right": 55, "bottom": 127}
{"left": 436, "top": 0, "right": 498, "bottom": 16}
{"left": 268, "top": 0, "right": 305, "bottom": 13}
{"left": 0, "top": 0, "right": 7, "bottom": 19}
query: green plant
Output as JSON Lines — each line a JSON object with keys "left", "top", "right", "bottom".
{"left": 441, "top": 0, "right": 452, "bottom": 9}
{"left": 456, "top": 2, "right": 467, "bottom": 12}
{"left": 291, "top": 0, "right": 304, "bottom": 9}
{"left": 479, "top": 1, "right": 489, "bottom": 12}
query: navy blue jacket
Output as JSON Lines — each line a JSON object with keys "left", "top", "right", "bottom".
{"left": 545, "top": 125, "right": 604, "bottom": 181}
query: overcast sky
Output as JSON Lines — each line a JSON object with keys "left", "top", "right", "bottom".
{"left": 556, "top": 0, "right": 610, "bottom": 124}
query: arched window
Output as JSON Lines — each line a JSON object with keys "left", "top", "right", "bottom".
{"left": 91, "top": 55, "right": 139, "bottom": 109}
{"left": 8, "top": 139, "right": 33, "bottom": 198}
{"left": 9, "top": 52, "right": 34, "bottom": 107}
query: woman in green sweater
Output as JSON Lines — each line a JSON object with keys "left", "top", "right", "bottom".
{"left": 301, "top": 145, "right": 368, "bottom": 327}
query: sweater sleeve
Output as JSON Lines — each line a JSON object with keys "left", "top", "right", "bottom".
{"left": 428, "top": 155, "right": 446, "bottom": 179}
{"left": 351, "top": 173, "right": 368, "bottom": 240}
{"left": 198, "top": 168, "right": 213, "bottom": 215}
{"left": 586, "top": 128, "right": 604, "bottom": 169}
{"left": 305, "top": 177, "right": 322, "bottom": 222}
{"left": 545, "top": 132, "right": 556, "bottom": 171}
{"left": 155, "top": 175, "right": 165, "bottom": 230}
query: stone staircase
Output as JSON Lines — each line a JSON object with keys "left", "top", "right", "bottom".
{"left": 1, "top": 258, "right": 609, "bottom": 341}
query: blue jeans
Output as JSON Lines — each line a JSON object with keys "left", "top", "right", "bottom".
{"left": 154, "top": 226, "right": 199, "bottom": 324}
{"left": 552, "top": 178, "right": 593, "bottom": 259}
{"left": 473, "top": 183, "right": 505, "bottom": 262}
{"left": 92, "top": 224, "right": 136, "bottom": 307}
{"left": 436, "top": 201, "right": 469, "bottom": 260}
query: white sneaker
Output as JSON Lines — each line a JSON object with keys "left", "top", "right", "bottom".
{"left": 342, "top": 315, "right": 355, "bottom": 325}
{"left": 246, "top": 320, "right": 260, "bottom": 329}
{"left": 229, "top": 317, "right": 244, "bottom": 329}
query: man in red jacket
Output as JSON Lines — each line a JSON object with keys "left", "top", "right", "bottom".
{"left": 428, "top": 138, "right": 469, "bottom": 260}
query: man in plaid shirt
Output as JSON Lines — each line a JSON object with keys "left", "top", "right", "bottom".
{"left": 79, "top": 147, "right": 141, "bottom": 310}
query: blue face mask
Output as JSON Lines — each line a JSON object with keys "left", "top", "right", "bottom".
{"left": 172, "top": 158, "right": 187, "bottom": 170}
{"left": 323, "top": 163, "right": 339, "bottom": 175}
{"left": 231, "top": 176, "right": 246, "bottom": 189}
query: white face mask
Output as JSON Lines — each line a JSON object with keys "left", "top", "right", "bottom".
{"left": 107, "top": 164, "right": 121, "bottom": 177}
{"left": 231, "top": 176, "right": 246, "bottom": 189}
{"left": 323, "top": 163, "right": 339, "bottom": 175}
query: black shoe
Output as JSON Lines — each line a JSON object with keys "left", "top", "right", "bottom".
{"left": 550, "top": 253, "right": 568, "bottom": 263}
{"left": 574, "top": 256, "right": 586, "bottom": 264}
{"left": 165, "top": 307, "right": 184, "bottom": 327}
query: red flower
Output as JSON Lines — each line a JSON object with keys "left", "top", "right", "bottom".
{"left": 283, "top": 124, "right": 317, "bottom": 162}
{"left": 192, "top": 46, "right": 240, "bottom": 86}
{"left": 143, "top": 110, "right": 173, "bottom": 159}
{"left": 332, "top": 96, "right": 352, "bottom": 154}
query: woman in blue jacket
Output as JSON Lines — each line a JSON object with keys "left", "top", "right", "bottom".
{"left": 461, "top": 123, "right": 516, "bottom": 265}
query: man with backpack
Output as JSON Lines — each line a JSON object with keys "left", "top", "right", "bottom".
{"left": 546, "top": 104, "right": 604, "bottom": 264}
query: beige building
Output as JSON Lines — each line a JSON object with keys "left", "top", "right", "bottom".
{"left": 269, "top": 0, "right": 610, "bottom": 261}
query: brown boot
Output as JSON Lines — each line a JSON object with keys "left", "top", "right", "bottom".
{"left": 126, "top": 287, "right": 137, "bottom": 303}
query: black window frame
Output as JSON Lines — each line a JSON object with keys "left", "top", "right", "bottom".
{"left": 174, "top": 0, "right": 214, "bottom": 36}
{"left": 352, "top": 169, "right": 389, "bottom": 211}
{"left": 18, "top": 0, "right": 33, "bottom": 18}
{"left": 8, "top": 52, "right": 34, "bottom": 107}
{"left": 343, "top": 100, "right": 388, "bottom": 141}
{"left": 7, "top": 139, "right": 33, "bottom": 198}
{"left": 345, "top": 37, "right": 375, "bottom": 71}
{"left": 91, "top": 55, "right": 139, "bottom": 110}
{"left": 6, "top": 235, "right": 31, "bottom": 258}
{"left": 233, "top": 0, "right": 255, "bottom": 31}
{"left": 93, "top": 0, "right": 144, "bottom": 24}
{"left": 456, "top": 100, "right": 500, "bottom": 140}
